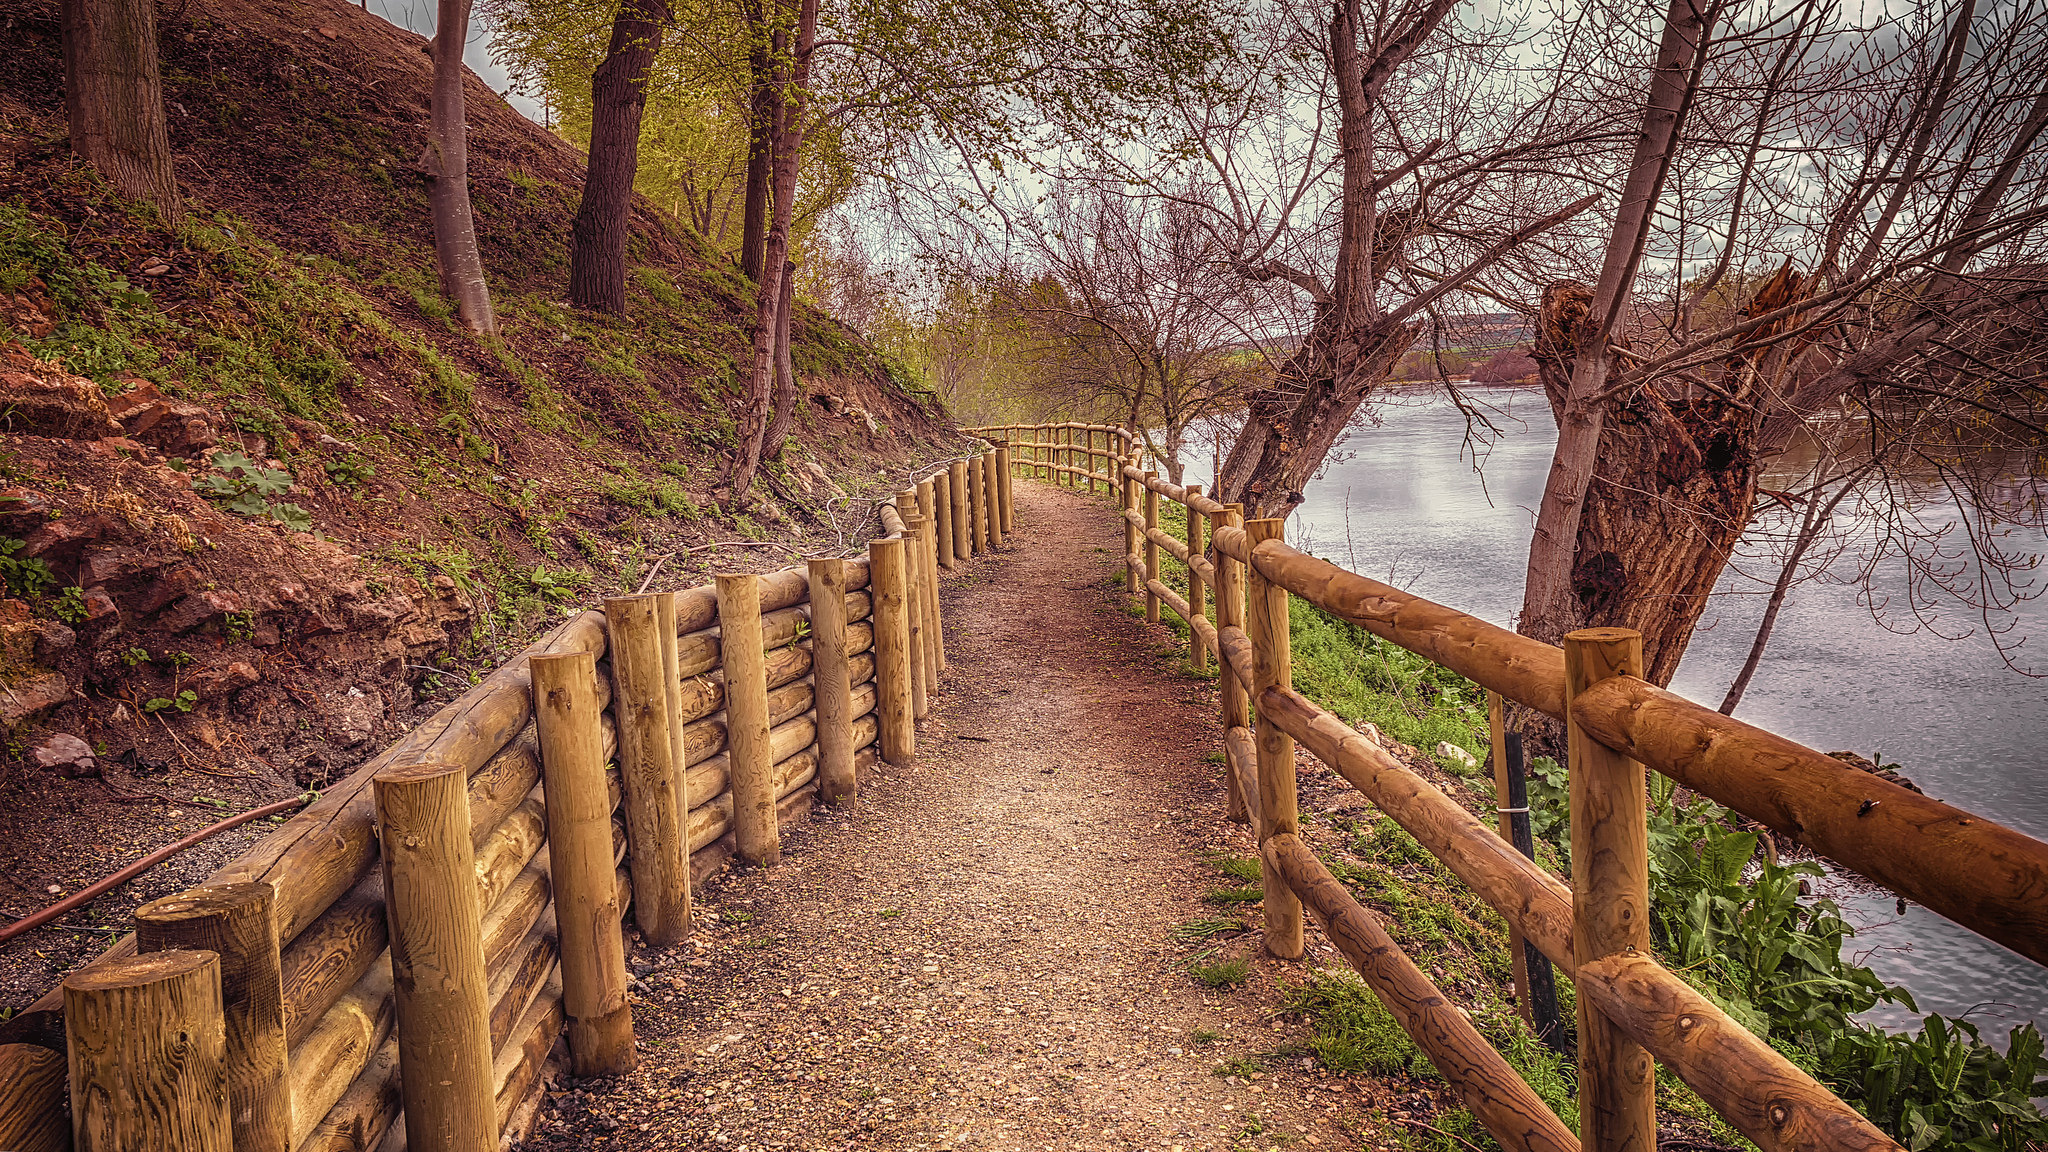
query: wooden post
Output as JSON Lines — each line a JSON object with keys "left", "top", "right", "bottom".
{"left": 1143, "top": 471, "right": 1161, "bottom": 623}
{"left": 808, "top": 558, "right": 855, "bottom": 801}
{"left": 64, "top": 950, "right": 231, "bottom": 1152}
{"left": 967, "top": 456, "right": 986, "bottom": 555}
{"left": 718, "top": 573, "right": 780, "bottom": 866}
{"left": 1246, "top": 517, "right": 1303, "bottom": 959}
{"left": 1216, "top": 503, "right": 1249, "bottom": 824}
{"left": 916, "top": 479, "right": 947, "bottom": 671}
{"left": 933, "top": 469, "right": 956, "bottom": 572}
{"left": 1566, "top": 628, "right": 1656, "bottom": 1152}
{"left": 949, "top": 459, "right": 970, "bottom": 565}
{"left": 897, "top": 499, "right": 930, "bottom": 720}
{"left": 373, "top": 762, "right": 496, "bottom": 1152}
{"left": 655, "top": 591, "right": 686, "bottom": 796}
{"left": 1186, "top": 483, "right": 1208, "bottom": 674}
{"left": 604, "top": 595, "right": 690, "bottom": 944}
{"left": 984, "top": 455, "right": 1005, "bottom": 549}
{"left": 871, "top": 537, "right": 915, "bottom": 765}
{"left": 1122, "top": 464, "right": 1140, "bottom": 594}
{"left": 135, "top": 882, "right": 289, "bottom": 1152}
{"left": 1487, "top": 690, "right": 1536, "bottom": 1030}
{"left": 531, "top": 650, "right": 637, "bottom": 1077}
{"left": 996, "top": 445, "right": 1014, "bottom": 533}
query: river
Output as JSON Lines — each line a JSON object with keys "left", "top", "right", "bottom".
{"left": 1182, "top": 383, "right": 2048, "bottom": 1047}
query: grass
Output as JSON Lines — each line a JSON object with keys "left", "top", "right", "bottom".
{"left": 1189, "top": 955, "right": 1252, "bottom": 988}
{"left": 1213, "top": 1054, "right": 1266, "bottom": 1079}
{"left": 1203, "top": 885, "right": 1264, "bottom": 906}
{"left": 1208, "top": 854, "right": 1263, "bottom": 883}
{"left": 1286, "top": 597, "right": 1489, "bottom": 771}
{"left": 1281, "top": 968, "right": 1422, "bottom": 1075}
{"left": 1170, "top": 917, "right": 1248, "bottom": 942}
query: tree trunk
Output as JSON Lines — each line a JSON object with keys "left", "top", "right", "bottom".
{"left": 424, "top": 0, "right": 497, "bottom": 334}
{"left": 61, "top": 0, "right": 181, "bottom": 224}
{"left": 738, "top": 24, "right": 773, "bottom": 284}
{"left": 720, "top": 0, "right": 816, "bottom": 503}
{"left": 1517, "top": 0, "right": 1709, "bottom": 647}
{"left": 568, "top": 0, "right": 667, "bottom": 313}
{"left": 761, "top": 259, "right": 800, "bottom": 460}
{"left": 1216, "top": 318, "right": 1416, "bottom": 519}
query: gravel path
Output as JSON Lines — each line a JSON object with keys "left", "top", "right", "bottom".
{"left": 527, "top": 480, "right": 1388, "bottom": 1152}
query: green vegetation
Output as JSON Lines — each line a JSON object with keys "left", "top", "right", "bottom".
{"left": 1189, "top": 955, "right": 1252, "bottom": 988}
{"left": 198, "top": 452, "right": 311, "bottom": 530}
{"left": 1291, "top": 594, "right": 2048, "bottom": 1152}
{"left": 1203, "top": 884, "right": 1263, "bottom": 906}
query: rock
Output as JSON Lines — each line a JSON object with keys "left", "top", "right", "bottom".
{"left": 32, "top": 733, "right": 97, "bottom": 778}
{"left": 1319, "top": 792, "right": 1370, "bottom": 814}
{"left": 0, "top": 488, "right": 55, "bottom": 533}
{"left": 0, "top": 349, "right": 124, "bottom": 440}
{"left": 0, "top": 669, "right": 73, "bottom": 727}
{"left": 323, "top": 685, "right": 382, "bottom": 748}
{"left": 106, "top": 382, "right": 220, "bottom": 458}
{"left": 1353, "top": 720, "right": 1385, "bottom": 746}
{"left": 21, "top": 514, "right": 112, "bottom": 569}
{"left": 1435, "top": 741, "right": 1479, "bottom": 770}
{"left": 33, "top": 619, "right": 75, "bottom": 660}
{"left": 155, "top": 589, "right": 240, "bottom": 633}
{"left": 80, "top": 585, "right": 118, "bottom": 622}
{"left": 813, "top": 393, "right": 846, "bottom": 416}
{"left": 1825, "top": 750, "right": 1923, "bottom": 795}
{"left": 187, "top": 660, "right": 259, "bottom": 699}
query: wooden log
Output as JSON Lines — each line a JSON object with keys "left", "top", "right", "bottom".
{"left": 1239, "top": 536, "right": 1567, "bottom": 718}
{"left": 1215, "top": 505, "right": 1249, "bottom": 824}
{"left": 134, "top": 881, "right": 290, "bottom": 1152}
{"left": 1564, "top": 629, "right": 1655, "bottom": 1152}
{"left": 1257, "top": 685, "right": 1575, "bottom": 969}
{"left": 808, "top": 558, "right": 856, "bottom": 802}
{"left": 1575, "top": 953, "right": 1902, "bottom": 1152}
{"left": 670, "top": 568, "right": 822, "bottom": 635}
{"left": 870, "top": 537, "right": 915, "bottom": 766}
{"left": 490, "top": 977, "right": 563, "bottom": 1138}
{"left": 966, "top": 456, "right": 986, "bottom": 555}
{"left": 486, "top": 913, "right": 556, "bottom": 1056}
{"left": 1223, "top": 726, "right": 1260, "bottom": 828}
{"left": 286, "top": 955, "right": 392, "bottom": 1150}
{"left": 1262, "top": 834, "right": 1579, "bottom": 1152}
{"left": 916, "top": 479, "right": 947, "bottom": 673}
{"left": 996, "top": 446, "right": 1014, "bottom": 533}
{"left": 1245, "top": 517, "right": 1302, "bottom": 959}
{"left": 949, "top": 460, "right": 970, "bottom": 565}
{"left": 654, "top": 592, "right": 687, "bottom": 808}
{"left": 530, "top": 650, "right": 636, "bottom": 1076}
{"left": 0, "top": 1044, "right": 67, "bottom": 1152}
{"left": 211, "top": 611, "right": 608, "bottom": 948}
{"left": 896, "top": 502, "right": 930, "bottom": 721}
{"left": 1145, "top": 524, "right": 1191, "bottom": 563}
{"left": 933, "top": 470, "right": 956, "bottom": 572}
{"left": 982, "top": 454, "right": 1001, "bottom": 550}
{"left": 1122, "top": 466, "right": 1140, "bottom": 594}
{"left": 64, "top": 950, "right": 231, "bottom": 1152}
{"left": 717, "top": 573, "right": 780, "bottom": 867}
{"left": 1186, "top": 484, "right": 1208, "bottom": 673}
{"left": 295, "top": 1042, "right": 398, "bottom": 1152}
{"left": 1146, "top": 577, "right": 1192, "bottom": 624}
{"left": 605, "top": 595, "right": 691, "bottom": 944}
{"left": 1571, "top": 675, "right": 2048, "bottom": 969}
{"left": 1143, "top": 472, "right": 1161, "bottom": 622}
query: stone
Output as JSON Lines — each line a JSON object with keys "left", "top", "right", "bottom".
{"left": 21, "top": 514, "right": 111, "bottom": 569}
{"left": 1435, "top": 741, "right": 1479, "bottom": 770}
{"left": 0, "top": 669, "right": 73, "bottom": 727}
{"left": 0, "top": 349, "right": 123, "bottom": 440}
{"left": 187, "top": 660, "right": 259, "bottom": 699}
{"left": 323, "top": 685, "right": 381, "bottom": 748}
{"left": 32, "top": 733, "right": 97, "bottom": 778}
{"left": 1354, "top": 720, "right": 1385, "bottom": 746}
{"left": 107, "top": 382, "right": 220, "bottom": 458}
{"left": 155, "top": 589, "right": 240, "bottom": 633}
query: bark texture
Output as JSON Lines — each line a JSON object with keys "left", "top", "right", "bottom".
{"left": 61, "top": 0, "right": 181, "bottom": 223}
{"left": 760, "top": 259, "right": 800, "bottom": 462}
{"left": 424, "top": 0, "right": 497, "bottom": 334}
{"left": 568, "top": 0, "right": 668, "bottom": 314}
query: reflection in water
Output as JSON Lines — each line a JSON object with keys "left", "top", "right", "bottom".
{"left": 1184, "top": 384, "right": 2048, "bottom": 1045}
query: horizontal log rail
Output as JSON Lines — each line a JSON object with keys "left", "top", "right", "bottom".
{"left": 989, "top": 433, "right": 1974, "bottom": 1152}
{"left": 1263, "top": 833, "right": 1580, "bottom": 1152}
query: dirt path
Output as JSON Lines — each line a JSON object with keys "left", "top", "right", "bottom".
{"left": 529, "top": 481, "right": 1386, "bottom": 1152}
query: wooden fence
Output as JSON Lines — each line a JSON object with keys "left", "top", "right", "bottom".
{"left": 974, "top": 422, "right": 2048, "bottom": 1152}
{"left": 0, "top": 450, "right": 1018, "bottom": 1152}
